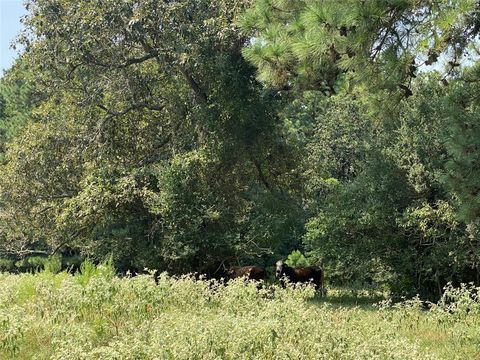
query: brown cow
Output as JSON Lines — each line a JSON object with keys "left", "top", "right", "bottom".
{"left": 275, "top": 260, "right": 324, "bottom": 291}
{"left": 227, "top": 266, "right": 266, "bottom": 281}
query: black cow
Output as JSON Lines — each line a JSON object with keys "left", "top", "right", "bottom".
{"left": 275, "top": 260, "right": 324, "bottom": 291}
{"left": 227, "top": 266, "right": 266, "bottom": 281}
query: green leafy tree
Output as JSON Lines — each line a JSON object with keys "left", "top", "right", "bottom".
{"left": 0, "top": 59, "right": 43, "bottom": 157}
{"left": 0, "top": 0, "right": 303, "bottom": 273}
{"left": 299, "top": 75, "right": 480, "bottom": 297}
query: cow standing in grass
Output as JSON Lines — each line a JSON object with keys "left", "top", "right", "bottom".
{"left": 227, "top": 266, "right": 266, "bottom": 281}
{"left": 275, "top": 260, "right": 324, "bottom": 292}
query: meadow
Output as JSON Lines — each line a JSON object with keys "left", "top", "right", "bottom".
{"left": 0, "top": 261, "right": 479, "bottom": 360}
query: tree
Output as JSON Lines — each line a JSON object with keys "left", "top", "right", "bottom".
{"left": 240, "top": 0, "right": 479, "bottom": 96}
{"left": 444, "top": 64, "right": 480, "bottom": 223}
{"left": 0, "top": 59, "right": 43, "bottom": 157}
{"left": 298, "top": 75, "right": 480, "bottom": 297}
{"left": 0, "top": 0, "right": 303, "bottom": 272}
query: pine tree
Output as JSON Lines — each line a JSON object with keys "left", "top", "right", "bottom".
{"left": 445, "top": 64, "right": 480, "bottom": 223}
{"left": 239, "top": 0, "right": 479, "bottom": 96}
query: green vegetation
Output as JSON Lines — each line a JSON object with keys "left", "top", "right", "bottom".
{"left": 0, "top": 264, "right": 479, "bottom": 359}
{"left": 3, "top": 2, "right": 480, "bottom": 357}
{"left": 1, "top": 0, "right": 480, "bottom": 302}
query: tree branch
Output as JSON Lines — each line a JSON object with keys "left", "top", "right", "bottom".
{"left": 252, "top": 158, "right": 272, "bottom": 190}
{"left": 37, "top": 194, "right": 75, "bottom": 200}
{"left": 180, "top": 68, "right": 208, "bottom": 103}
{"left": 97, "top": 101, "right": 165, "bottom": 117}
{"left": 83, "top": 50, "right": 159, "bottom": 69}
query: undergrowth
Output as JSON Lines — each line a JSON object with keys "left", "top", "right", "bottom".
{"left": 0, "top": 262, "right": 479, "bottom": 359}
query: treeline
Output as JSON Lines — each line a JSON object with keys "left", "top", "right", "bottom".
{"left": 0, "top": 0, "right": 479, "bottom": 299}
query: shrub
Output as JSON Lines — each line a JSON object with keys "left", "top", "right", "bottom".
{"left": 43, "top": 255, "right": 62, "bottom": 274}
{"left": 285, "top": 250, "right": 310, "bottom": 267}
{"left": 0, "top": 266, "right": 478, "bottom": 359}
{"left": 0, "top": 259, "right": 14, "bottom": 272}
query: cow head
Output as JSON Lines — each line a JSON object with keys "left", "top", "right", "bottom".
{"left": 275, "top": 260, "right": 284, "bottom": 278}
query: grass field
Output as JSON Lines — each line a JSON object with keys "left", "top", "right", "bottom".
{"left": 0, "top": 263, "right": 479, "bottom": 359}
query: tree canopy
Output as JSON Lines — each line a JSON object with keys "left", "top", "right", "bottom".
{"left": 240, "top": 0, "right": 479, "bottom": 95}
{"left": 0, "top": 0, "right": 479, "bottom": 298}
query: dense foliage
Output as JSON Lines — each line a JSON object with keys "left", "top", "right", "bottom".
{"left": 1, "top": 0, "right": 480, "bottom": 298}
{"left": 0, "top": 0, "right": 304, "bottom": 274}
{"left": 240, "top": 0, "right": 479, "bottom": 94}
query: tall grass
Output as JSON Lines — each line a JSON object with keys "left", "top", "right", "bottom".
{"left": 0, "top": 263, "right": 479, "bottom": 359}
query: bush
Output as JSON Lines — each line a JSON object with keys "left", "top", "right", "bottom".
{"left": 62, "top": 255, "right": 83, "bottom": 273}
{"left": 43, "top": 255, "right": 62, "bottom": 274}
{"left": 0, "top": 258, "right": 14, "bottom": 272}
{"left": 285, "top": 250, "right": 310, "bottom": 267}
{"left": 0, "top": 264, "right": 478, "bottom": 359}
